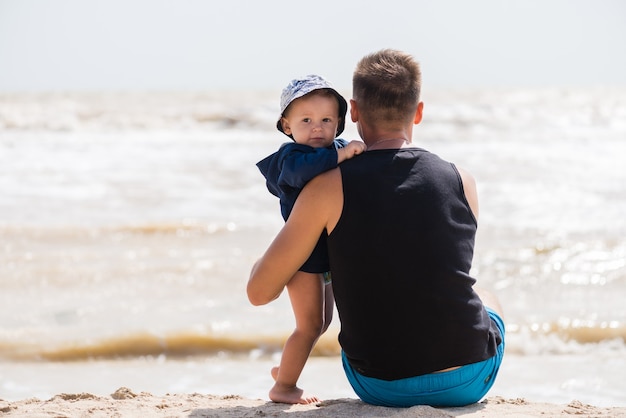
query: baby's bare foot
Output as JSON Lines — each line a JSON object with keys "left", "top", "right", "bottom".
{"left": 269, "top": 383, "right": 319, "bottom": 405}
{"left": 271, "top": 366, "right": 279, "bottom": 381}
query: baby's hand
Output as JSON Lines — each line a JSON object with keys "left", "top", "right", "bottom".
{"left": 338, "top": 141, "right": 367, "bottom": 163}
{"left": 346, "top": 140, "right": 367, "bottom": 157}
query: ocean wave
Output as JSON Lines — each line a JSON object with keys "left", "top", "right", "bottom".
{"left": 1, "top": 321, "right": 624, "bottom": 362}
{"left": 0, "top": 221, "right": 244, "bottom": 238}
{"left": 422, "top": 87, "right": 626, "bottom": 135}
{"left": 506, "top": 320, "right": 626, "bottom": 355}
{"left": 2, "top": 88, "right": 624, "bottom": 134}
{"left": 0, "top": 92, "right": 277, "bottom": 132}
{"left": 0, "top": 332, "right": 338, "bottom": 362}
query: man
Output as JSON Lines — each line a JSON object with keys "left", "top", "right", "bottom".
{"left": 248, "top": 49, "right": 505, "bottom": 407}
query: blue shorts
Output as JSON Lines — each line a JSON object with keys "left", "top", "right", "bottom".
{"left": 341, "top": 308, "right": 505, "bottom": 407}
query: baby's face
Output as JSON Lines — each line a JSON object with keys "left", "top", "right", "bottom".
{"left": 280, "top": 93, "right": 340, "bottom": 148}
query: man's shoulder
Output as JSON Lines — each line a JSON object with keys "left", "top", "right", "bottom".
{"left": 306, "top": 167, "right": 341, "bottom": 189}
{"left": 300, "top": 167, "right": 343, "bottom": 228}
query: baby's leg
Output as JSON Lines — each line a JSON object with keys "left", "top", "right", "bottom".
{"left": 270, "top": 271, "right": 325, "bottom": 404}
{"left": 321, "top": 280, "right": 334, "bottom": 334}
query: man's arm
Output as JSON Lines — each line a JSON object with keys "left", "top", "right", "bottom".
{"left": 247, "top": 168, "right": 342, "bottom": 306}
{"left": 456, "top": 166, "right": 479, "bottom": 221}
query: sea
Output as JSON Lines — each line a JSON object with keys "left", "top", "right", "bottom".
{"left": 1, "top": 87, "right": 625, "bottom": 407}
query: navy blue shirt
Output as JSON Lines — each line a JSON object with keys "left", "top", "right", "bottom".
{"left": 257, "top": 138, "right": 348, "bottom": 273}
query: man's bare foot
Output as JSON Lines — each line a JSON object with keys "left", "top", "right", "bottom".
{"left": 269, "top": 382, "right": 320, "bottom": 404}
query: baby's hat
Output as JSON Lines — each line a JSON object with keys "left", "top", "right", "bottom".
{"left": 276, "top": 74, "right": 347, "bottom": 138}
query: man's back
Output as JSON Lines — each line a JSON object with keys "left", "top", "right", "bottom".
{"left": 328, "top": 148, "right": 501, "bottom": 380}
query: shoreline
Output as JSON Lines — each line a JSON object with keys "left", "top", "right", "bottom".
{"left": 2, "top": 388, "right": 625, "bottom": 417}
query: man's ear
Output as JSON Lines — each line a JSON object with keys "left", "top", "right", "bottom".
{"left": 414, "top": 101, "right": 424, "bottom": 125}
{"left": 350, "top": 99, "right": 359, "bottom": 122}
{"left": 280, "top": 117, "right": 292, "bottom": 135}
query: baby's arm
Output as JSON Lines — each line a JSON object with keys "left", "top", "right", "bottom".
{"left": 278, "top": 141, "right": 366, "bottom": 190}
{"left": 337, "top": 140, "right": 367, "bottom": 164}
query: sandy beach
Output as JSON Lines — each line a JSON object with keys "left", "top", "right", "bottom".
{"left": 1, "top": 388, "right": 625, "bottom": 417}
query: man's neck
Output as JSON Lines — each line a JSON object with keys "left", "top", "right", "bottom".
{"left": 360, "top": 126, "right": 413, "bottom": 149}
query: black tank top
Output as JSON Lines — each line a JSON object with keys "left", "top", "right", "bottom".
{"left": 328, "top": 148, "right": 501, "bottom": 380}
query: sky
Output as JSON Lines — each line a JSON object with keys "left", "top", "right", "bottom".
{"left": 0, "top": 0, "right": 625, "bottom": 92}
